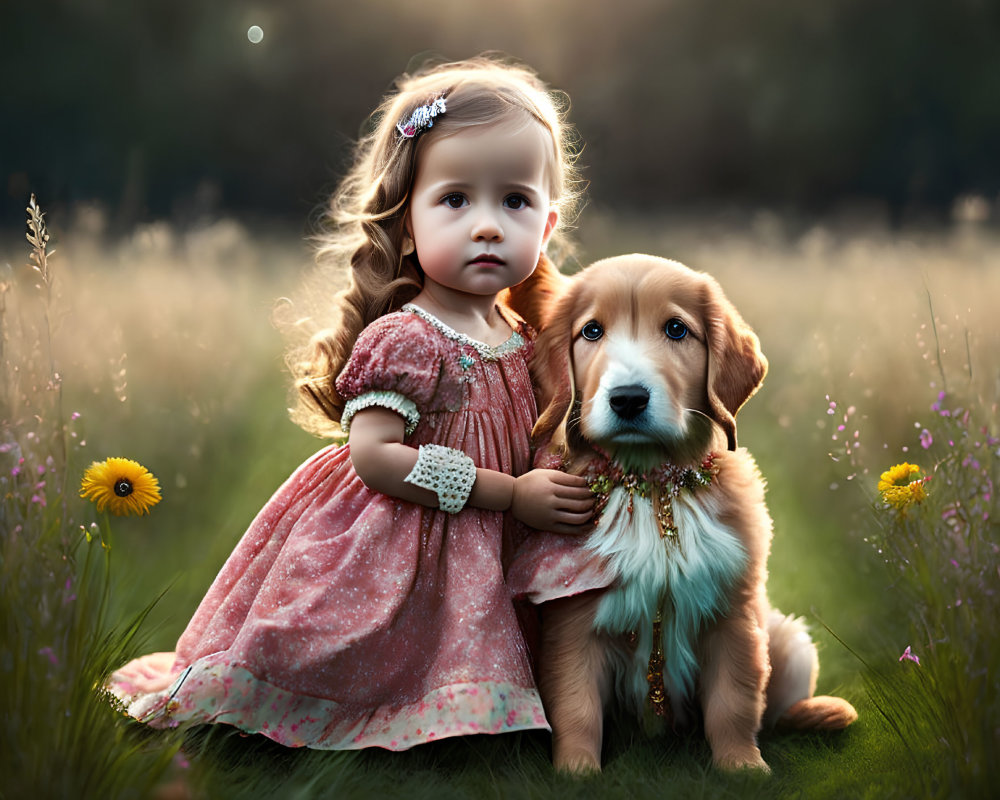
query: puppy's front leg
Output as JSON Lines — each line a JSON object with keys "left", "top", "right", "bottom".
{"left": 539, "top": 591, "right": 608, "bottom": 773}
{"left": 698, "top": 610, "right": 770, "bottom": 772}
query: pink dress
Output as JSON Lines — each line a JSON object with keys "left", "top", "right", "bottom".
{"left": 107, "top": 304, "right": 604, "bottom": 750}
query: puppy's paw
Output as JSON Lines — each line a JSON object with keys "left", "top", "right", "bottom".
{"left": 553, "top": 748, "right": 602, "bottom": 775}
{"left": 713, "top": 745, "right": 770, "bottom": 774}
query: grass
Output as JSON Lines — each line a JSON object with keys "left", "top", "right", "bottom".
{"left": 1, "top": 200, "right": 997, "bottom": 798}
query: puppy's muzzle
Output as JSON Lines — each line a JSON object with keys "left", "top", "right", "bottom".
{"left": 608, "top": 384, "right": 650, "bottom": 421}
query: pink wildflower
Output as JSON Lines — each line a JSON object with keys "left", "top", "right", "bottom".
{"left": 899, "top": 646, "right": 920, "bottom": 665}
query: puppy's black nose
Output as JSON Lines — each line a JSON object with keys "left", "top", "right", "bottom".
{"left": 609, "top": 384, "right": 650, "bottom": 420}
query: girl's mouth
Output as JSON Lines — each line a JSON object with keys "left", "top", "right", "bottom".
{"left": 468, "top": 254, "right": 505, "bottom": 266}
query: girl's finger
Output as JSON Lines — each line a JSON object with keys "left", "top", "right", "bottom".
{"left": 556, "top": 510, "right": 593, "bottom": 525}
{"left": 549, "top": 472, "right": 590, "bottom": 488}
{"left": 554, "top": 485, "right": 594, "bottom": 501}
{"left": 557, "top": 498, "right": 594, "bottom": 513}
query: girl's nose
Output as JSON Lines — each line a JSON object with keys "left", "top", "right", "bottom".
{"left": 471, "top": 211, "right": 503, "bottom": 242}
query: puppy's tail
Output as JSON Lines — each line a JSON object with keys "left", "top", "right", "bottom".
{"left": 763, "top": 611, "right": 857, "bottom": 731}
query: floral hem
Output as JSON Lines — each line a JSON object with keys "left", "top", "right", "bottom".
{"left": 108, "top": 660, "right": 549, "bottom": 750}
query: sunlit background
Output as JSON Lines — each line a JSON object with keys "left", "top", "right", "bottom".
{"left": 5, "top": 0, "right": 1000, "bottom": 226}
{"left": 2, "top": 2, "right": 998, "bottom": 797}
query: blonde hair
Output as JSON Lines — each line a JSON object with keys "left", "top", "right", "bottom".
{"left": 286, "top": 55, "right": 583, "bottom": 437}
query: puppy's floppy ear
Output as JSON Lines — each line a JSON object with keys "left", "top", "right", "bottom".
{"left": 501, "top": 253, "right": 569, "bottom": 333}
{"left": 530, "top": 284, "right": 578, "bottom": 452}
{"left": 703, "top": 277, "right": 768, "bottom": 451}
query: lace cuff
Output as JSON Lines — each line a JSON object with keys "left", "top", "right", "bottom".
{"left": 341, "top": 391, "right": 420, "bottom": 435}
{"left": 404, "top": 444, "right": 477, "bottom": 514}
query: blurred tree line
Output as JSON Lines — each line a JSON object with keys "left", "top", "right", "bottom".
{"left": 3, "top": 0, "right": 999, "bottom": 229}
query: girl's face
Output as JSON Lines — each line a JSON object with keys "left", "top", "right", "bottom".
{"left": 406, "top": 120, "right": 558, "bottom": 300}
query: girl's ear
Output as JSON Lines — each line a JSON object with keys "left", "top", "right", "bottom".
{"left": 531, "top": 284, "right": 577, "bottom": 451}
{"left": 541, "top": 208, "right": 559, "bottom": 249}
{"left": 402, "top": 215, "right": 415, "bottom": 255}
{"left": 702, "top": 277, "right": 768, "bottom": 451}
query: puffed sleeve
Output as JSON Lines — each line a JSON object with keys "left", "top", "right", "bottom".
{"left": 335, "top": 313, "right": 445, "bottom": 435}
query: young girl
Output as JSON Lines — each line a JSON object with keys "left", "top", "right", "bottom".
{"left": 107, "top": 56, "right": 606, "bottom": 751}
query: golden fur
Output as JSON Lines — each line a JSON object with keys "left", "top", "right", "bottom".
{"left": 521, "top": 254, "right": 856, "bottom": 773}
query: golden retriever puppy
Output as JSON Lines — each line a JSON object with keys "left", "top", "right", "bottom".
{"left": 524, "top": 254, "right": 856, "bottom": 773}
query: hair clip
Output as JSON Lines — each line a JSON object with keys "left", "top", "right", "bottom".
{"left": 396, "top": 96, "right": 447, "bottom": 139}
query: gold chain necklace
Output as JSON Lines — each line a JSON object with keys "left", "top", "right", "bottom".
{"left": 578, "top": 452, "right": 719, "bottom": 717}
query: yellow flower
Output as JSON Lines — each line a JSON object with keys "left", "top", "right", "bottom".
{"left": 80, "top": 457, "right": 161, "bottom": 516}
{"left": 878, "top": 462, "right": 928, "bottom": 510}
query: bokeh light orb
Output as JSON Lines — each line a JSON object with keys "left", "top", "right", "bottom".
{"left": 247, "top": 25, "right": 264, "bottom": 44}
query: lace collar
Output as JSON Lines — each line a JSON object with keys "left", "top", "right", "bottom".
{"left": 402, "top": 303, "right": 525, "bottom": 361}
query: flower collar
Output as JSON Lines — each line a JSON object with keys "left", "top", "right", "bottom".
{"left": 569, "top": 450, "right": 719, "bottom": 541}
{"left": 564, "top": 449, "right": 719, "bottom": 721}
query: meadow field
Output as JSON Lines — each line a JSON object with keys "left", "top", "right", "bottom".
{"left": 2, "top": 201, "right": 997, "bottom": 798}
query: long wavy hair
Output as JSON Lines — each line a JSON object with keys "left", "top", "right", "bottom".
{"left": 284, "top": 55, "right": 584, "bottom": 437}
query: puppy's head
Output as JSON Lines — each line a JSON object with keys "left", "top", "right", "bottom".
{"left": 533, "top": 255, "right": 767, "bottom": 465}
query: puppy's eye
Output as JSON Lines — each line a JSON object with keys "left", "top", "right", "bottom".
{"left": 664, "top": 318, "right": 688, "bottom": 340}
{"left": 580, "top": 320, "right": 604, "bottom": 341}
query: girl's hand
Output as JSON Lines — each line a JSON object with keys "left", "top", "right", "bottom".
{"left": 510, "top": 469, "right": 594, "bottom": 534}
{"left": 349, "top": 408, "right": 594, "bottom": 529}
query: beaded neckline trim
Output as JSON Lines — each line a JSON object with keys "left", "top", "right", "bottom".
{"left": 402, "top": 304, "right": 525, "bottom": 361}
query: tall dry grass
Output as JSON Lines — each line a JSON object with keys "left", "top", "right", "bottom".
{"left": 1, "top": 200, "right": 996, "bottom": 797}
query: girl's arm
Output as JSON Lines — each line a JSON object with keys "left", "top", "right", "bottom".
{"left": 347, "top": 407, "right": 593, "bottom": 534}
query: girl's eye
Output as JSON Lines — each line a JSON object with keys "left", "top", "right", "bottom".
{"left": 442, "top": 193, "right": 467, "bottom": 209}
{"left": 504, "top": 194, "right": 529, "bottom": 210}
{"left": 581, "top": 320, "right": 604, "bottom": 341}
{"left": 664, "top": 318, "right": 688, "bottom": 340}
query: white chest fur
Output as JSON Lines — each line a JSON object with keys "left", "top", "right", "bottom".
{"left": 585, "top": 486, "right": 747, "bottom": 719}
